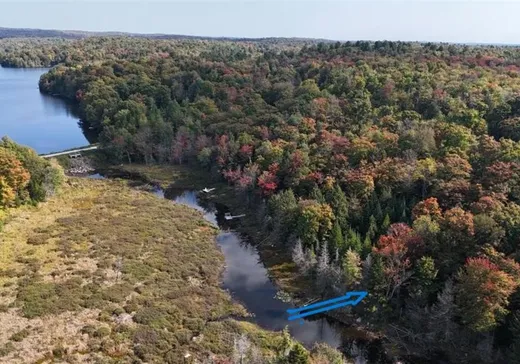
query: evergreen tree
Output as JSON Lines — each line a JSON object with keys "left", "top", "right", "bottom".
{"left": 326, "top": 184, "right": 349, "bottom": 230}
{"left": 287, "top": 343, "right": 310, "bottom": 364}
{"left": 310, "top": 185, "right": 325, "bottom": 203}
{"left": 382, "top": 213, "right": 391, "bottom": 232}
{"left": 410, "top": 256, "right": 438, "bottom": 304}
{"left": 362, "top": 235, "right": 372, "bottom": 258}
{"left": 345, "top": 227, "right": 362, "bottom": 253}
{"left": 368, "top": 253, "right": 387, "bottom": 302}
{"left": 329, "top": 221, "right": 344, "bottom": 255}
{"left": 375, "top": 201, "right": 384, "bottom": 222}
{"left": 268, "top": 189, "right": 298, "bottom": 240}
{"left": 367, "top": 215, "right": 378, "bottom": 240}
{"left": 400, "top": 197, "right": 408, "bottom": 222}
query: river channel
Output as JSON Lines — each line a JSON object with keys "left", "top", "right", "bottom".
{"left": 144, "top": 184, "right": 388, "bottom": 363}
{"left": 0, "top": 64, "right": 389, "bottom": 363}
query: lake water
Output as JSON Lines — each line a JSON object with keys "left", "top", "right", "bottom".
{"left": 0, "top": 66, "right": 88, "bottom": 154}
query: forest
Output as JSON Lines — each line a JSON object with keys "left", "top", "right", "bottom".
{"left": 5, "top": 36, "right": 520, "bottom": 362}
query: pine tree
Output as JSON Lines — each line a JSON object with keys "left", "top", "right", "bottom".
{"left": 268, "top": 189, "right": 298, "bottom": 240}
{"left": 345, "top": 227, "right": 362, "bottom": 253}
{"left": 382, "top": 213, "right": 391, "bottom": 232}
{"left": 400, "top": 197, "right": 408, "bottom": 222}
{"left": 287, "top": 343, "right": 310, "bottom": 364}
{"left": 310, "top": 186, "right": 325, "bottom": 203}
{"left": 362, "top": 235, "right": 372, "bottom": 258}
{"left": 375, "top": 201, "right": 384, "bottom": 222}
{"left": 329, "top": 221, "right": 344, "bottom": 255}
{"left": 327, "top": 184, "right": 349, "bottom": 230}
{"left": 367, "top": 215, "right": 378, "bottom": 240}
{"left": 410, "top": 256, "right": 438, "bottom": 304}
{"left": 368, "top": 253, "right": 386, "bottom": 299}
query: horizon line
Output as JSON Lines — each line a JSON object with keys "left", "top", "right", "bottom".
{"left": 1, "top": 26, "right": 519, "bottom": 47}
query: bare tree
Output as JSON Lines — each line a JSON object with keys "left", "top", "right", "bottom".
{"left": 232, "top": 334, "right": 250, "bottom": 364}
{"left": 114, "top": 256, "right": 123, "bottom": 281}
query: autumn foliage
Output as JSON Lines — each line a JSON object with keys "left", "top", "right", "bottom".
{"left": 27, "top": 38, "right": 520, "bottom": 361}
{"left": 0, "top": 148, "right": 30, "bottom": 207}
{"left": 456, "top": 257, "right": 518, "bottom": 332}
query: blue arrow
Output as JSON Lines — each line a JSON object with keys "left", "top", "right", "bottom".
{"left": 287, "top": 291, "right": 367, "bottom": 321}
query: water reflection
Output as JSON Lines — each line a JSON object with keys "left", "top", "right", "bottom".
{"left": 162, "top": 189, "right": 383, "bottom": 362}
{"left": 217, "top": 231, "right": 343, "bottom": 348}
{"left": 0, "top": 66, "right": 90, "bottom": 154}
{"left": 87, "top": 177, "right": 388, "bottom": 362}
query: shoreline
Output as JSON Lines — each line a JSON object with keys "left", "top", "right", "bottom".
{"left": 92, "top": 163, "right": 386, "bottom": 341}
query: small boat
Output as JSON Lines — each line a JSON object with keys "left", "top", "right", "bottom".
{"left": 202, "top": 187, "right": 215, "bottom": 193}
{"left": 224, "top": 212, "right": 246, "bottom": 220}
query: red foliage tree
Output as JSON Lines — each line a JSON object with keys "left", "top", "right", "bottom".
{"left": 456, "top": 257, "right": 518, "bottom": 332}
{"left": 257, "top": 163, "right": 280, "bottom": 196}
{"left": 374, "top": 223, "right": 422, "bottom": 299}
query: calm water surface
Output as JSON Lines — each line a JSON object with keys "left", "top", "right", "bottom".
{"left": 0, "top": 66, "right": 88, "bottom": 154}
{"left": 161, "top": 188, "right": 388, "bottom": 363}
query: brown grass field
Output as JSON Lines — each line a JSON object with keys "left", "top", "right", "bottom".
{"left": 0, "top": 176, "right": 345, "bottom": 363}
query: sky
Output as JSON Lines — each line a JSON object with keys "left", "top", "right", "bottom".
{"left": 1, "top": 1, "right": 520, "bottom": 44}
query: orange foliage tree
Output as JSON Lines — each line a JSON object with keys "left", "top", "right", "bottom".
{"left": 0, "top": 148, "right": 30, "bottom": 208}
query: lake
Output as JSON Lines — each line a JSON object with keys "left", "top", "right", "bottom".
{"left": 0, "top": 66, "right": 88, "bottom": 154}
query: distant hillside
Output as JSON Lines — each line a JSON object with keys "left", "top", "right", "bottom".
{"left": 0, "top": 26, "right": 332, "bottom": 43}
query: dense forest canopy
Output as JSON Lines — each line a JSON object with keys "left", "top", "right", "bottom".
{"left": 6, "top": 36, "right": 520, "bottom": 362}
{"left": 0, "top": 34, "right": 321, "bottom": 67}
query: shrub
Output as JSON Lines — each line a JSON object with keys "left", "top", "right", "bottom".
{"left": 9, "top": 329, "right": 30, "bottom": 342}
{"left": 94, "top": 326, "right": 111, "bottom": 338}
{"left": 26, "top": 234, "right": 48, "bottom": 245}
{"left": 0, "top": 343, "right": 15, "bottom": 357}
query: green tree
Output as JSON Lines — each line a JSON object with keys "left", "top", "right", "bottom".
{"left": 296, "top": 200, "right": 334, "bottom": 249}
{"left": 410, "top": 256, "right": 438, "bottom": 303}
{"left": 310, "top": 186, "right": 325, "bottom": 203}
{"left": 367, "top": 215, "right": 378, "bottom": 240}
{"left": 286, "top": 343, "right": 310, "bottom": 364}
{"left": 345, "top": 227, "right": 362, "bottom": 253}
{"left": 326, "top": 184, "right": 349, "bottom": 231}
{"left": 329, "top": 221, "right": 344, "bottom": 255}
{"left": 362, "top": 235, "right": 372, "bottom": 258}
{"left": 269, "top": 189, "right": 299, "bottom": 240}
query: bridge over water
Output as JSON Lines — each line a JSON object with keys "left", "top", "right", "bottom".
{"left": 39, "top": 145, "right": 99, "bottom": 159}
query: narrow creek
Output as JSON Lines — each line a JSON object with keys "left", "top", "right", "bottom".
{"left": 101, "top": 175, "right": 391, "bottom": 364}
{"left": 87, "top": 172, "right": 392, "bottom": 363}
